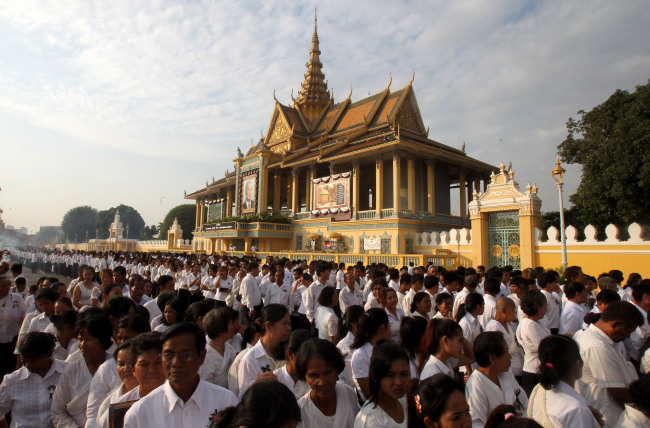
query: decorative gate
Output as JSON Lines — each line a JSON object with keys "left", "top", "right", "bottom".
{"left": 487, "top": 211, "right": 521, "bottom": 268}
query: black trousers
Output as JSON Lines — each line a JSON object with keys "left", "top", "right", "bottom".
{"left": 521, "top": 371, "right": 539, "bottom": 397}
{"left": 0, "top": 339, "right": 17, "bottom": 382}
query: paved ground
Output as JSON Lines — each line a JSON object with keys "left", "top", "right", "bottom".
{"left": 22, "top": 269, "right": 75, "bottom": 287}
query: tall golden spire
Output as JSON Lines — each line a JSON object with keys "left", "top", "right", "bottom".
{"left": 296, "top": 8, "right": 330, "bottom": 122}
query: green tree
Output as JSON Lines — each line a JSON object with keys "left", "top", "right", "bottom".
{"left": 158, "top": 204, "right": 196, "bottom": 240}
{"left": 95, "top": 205, "right": 145, "bottom": 239}
{"left": 558, "top": 79, "right": 650, "bottom": 228}
{"left": 139, "top": 225, "right": 159, "bottom": 240}
{"left": 61, "top": 206, "right": 97, "bottom": 242}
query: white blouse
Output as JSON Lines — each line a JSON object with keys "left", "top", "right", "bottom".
{"left": 298, "top": 381, "right": 359, "bottom": 428}
{"left": 420, "top": 355, "right": 458, "bottom": 380}
{"left": 198, "top": 342, "right": 236, "bottom": 388}
{"left": 528, "top": 381, "right": 599, "bottom": 428}
{"left": 485, "top": 320, "right": 524, "bottom": 376}
{"left": 386, "top": 308, "right": 405, "bottom": 344}
{"left": 274, "top": 365, "right": 311, "bottom": 399}
{"left": 316, "top": 306, "right": 338, "bottom": 340}
{"left": 337, "top": 332, "right": 355, "bottom": 387}
{"left": 354, "top": 396, "right": 407, "bottom": 428}
{"left": 516, "top": 317, "right": 550, "bottom": 373}
{"left": 237, "top": 339, "right": 279, "bottom": 399}
{"left": 465, "top": 370, "right": 528, "bottom": 428}
{"left": 351, "top": 343, "right": 373, "bottom": 401}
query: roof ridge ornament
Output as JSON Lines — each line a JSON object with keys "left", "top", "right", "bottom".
{"left": 409, "top": 68, "right": 415, "bottom": 86}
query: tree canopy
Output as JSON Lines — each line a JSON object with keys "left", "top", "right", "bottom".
{"left": 158, "top": 204, "right": 196, "bottom": 240}
{"left": 95, "top": 205, "right": 145, "bottom": 239}
{"left": 558, "top": 79, "right": 650, "bottom": 228}
{"left": 61, "top": 206, "right": 97, "bottom": 242}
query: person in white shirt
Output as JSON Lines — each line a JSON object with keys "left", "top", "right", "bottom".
{"left": 625, "top": 282, "right": 650, "bottom": 363}
{"left": 465, "top": 332, "right": 528, "bottom": 428}
{"left": 559, "top": 281, "right": 589, "bottom": 336}
{"left": 124, "top": 322, "right": 237, "bottom": 428}
{"left": 574, "top": 300, "right": 643, "bottom": 427}
{"left": 616, "top": 375, "right": 650, "bottom": 427}
{"left": 297, "top": 338, "right": 359, "bottom": 427}
{"left": 339, "top": 272, "right": 363, "bottom": 315}
{"left": 96, "top": 340, "right": 139, "bottom": 428}
{"left": 352, "top": 308, "right": 391, "bottom": 402}
{"left": 28, "top": 288, "right": 58, "bottom": 334}
{"left": 237, "top": 304, "right": 291, "bottom": 399}
{"left": 0, "top": 277, "right": 26, "bottom": 378}
{"left": 539, "top": 272, "right": 562, "bottom": 334}
{"left": 214, "top": 265, "right": 233, "bottom": 306}
{"left": 143, "top": 275, "right": 175, "bottom": 322}
{"left": 458, "top": 293, "right": 485, "bottom": 346}
{"left": 419, "top": 318, "right": 475, "bottom": 382}
{"left": 273, "top": 329, "right": 312, "bottom": 399}
{"left": 479, "top": 278, "right": 501, "bottom": 330}
{"left": 528, "top": 334, "right": 600, "bottom": 428}
{"left": 200, "top": 265, "right": 218, "bottom": 299}
{"left": 315, "top": 286, "right": 339, "bottom": 342}
{"left": 452, "top": 275, "right": 479, "bottom": 321}
{"left": 304, "top": 262, "right": 331, "bottom": 324}
{"left": 240, "top": 263, "right": 262, "bottom": 321}
{"left": 354, "top": 342, "right": 410, "bottom": 428}
{"left": 402, "top": 274, "right": 424, "bottom": 317}
{"left": 128, "top": 274, "right": 152, "bottom": 306}
{"left": 51, "top": 310, "right": 78, "bottom": 361}
{"left": 198, "top": 308, "right": 237, "bottom": 388}
{"left": 387, "top": 268, "right": 400, "bottom": 293}
{"left": 486, "top": 297, "right": 524, "bottom": 379}
{"left": 516, "top": 290, "right": 551, "bottom": 396}
{"left": 265, "top": 268, "right": 290, "bottom": 307}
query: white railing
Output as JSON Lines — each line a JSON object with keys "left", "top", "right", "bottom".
{"left": 416, "top": 228, "right": 472, "bottom": 247}
{"left": 537, "top": 222, "right": 647, "bottom": 245}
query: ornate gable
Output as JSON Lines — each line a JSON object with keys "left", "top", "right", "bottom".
{"left": 392, "top": 90, "right": 427, "bottom": 136}
{"left": 267, "top": 106, "right": 292, "bottom": 148}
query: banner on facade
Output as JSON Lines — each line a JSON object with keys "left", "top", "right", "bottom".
{"left": 364, "top": 238, "right": 381, "bottom": 250}
{"left": 207, "top": 201, "right": 224, "bottom": 222}
{"left": 203, "top": 222, "right": 237, "bottom": 232}
{"left": 313, "top": 173, "right": 350, "bottom": 211}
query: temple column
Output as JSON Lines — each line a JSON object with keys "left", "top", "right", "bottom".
{"left": 259, "top": 161, "right": 268, "bottom": 214}
{"left": 375, "top": 156, "right": 383, "bottom": 216}
{"left": 467, "top": 175, "right": 473, "bottom": 205}
{"left": 426, "top": 160, "right": 436, "bottom": 216}
{"left": 273, "top": 172, "right": 281, "bottom": 213}
{"left": 459, "top": 172, "right": 467, "bottom": 220}
{"left": 195, "top": 200, "right": 200, "bottom": 229}
{"left": 292, "top": 168, "right": 299, "bottom": 214}
{"left": 393, "top": 152, "right": 401, "bottom": 212}
{"left": 226, "top": 190, "right": 233, "bottom": 217}
{"left": 483, "top": 176, "right": 489, "bottom": 192}
{"left": 352, "top": 161, "right": 360, "bottom": 218}
{"left": 407, "top": 156, "right": 416, "bottom": 213}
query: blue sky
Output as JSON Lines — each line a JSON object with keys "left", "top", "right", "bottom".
{"left": 1, "top": 0, "right": 649, "bottom": 234}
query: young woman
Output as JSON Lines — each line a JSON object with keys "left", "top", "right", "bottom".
{"left": 382, "top": 287, "right": 405, "bottom": 343}
{"left": 297, "top": 338, "right": 358, "bottom": 427}
{"left": 237, "top": 304, "right": 291, "bottom": 398}
{"left": 516, "top": 290, "right": 550, "bottom": 395}
{"left": 337, "top": 305, "right": 365, "bottom": 388}
{"left": 273, "top": 329, "right": 313, "bottom": 398}
{"left": 0, "top": 332, "right": 67, "bottom": 427}
{"left": 355, "top": 342, "right": 410, "bottom": 427}
{"left": 351, "top": 308, "right": 391, "bottom": 401}
{"left": 401, "top": 316, "right": 429, "bottom": 382}
{"left": 465, "top": 332, "right": 528, "bottom": 427}
{"left": 99, "top": 283, "right": 124, "bottom": 309}
{"left": 95, "top": 340, "right": 138, "bottom": 428}
{"left": 411, "top": 292, "right": 432, "bottom": 321}
{"left": 419, "top": 318, "right": 475, "bottom": 381}
{"left": 199, "top": 308, "right": 237, "bottom": 387}
{"left": 212, "top": 380, "right": 301, "bottom": 428}
{"left": 411, "top": 373, "right": 472, "bottom": 428}
{"left": 528, "top": 335, "right": 599, "bottom": 428}
{"left": 485, "top": 297, "right": 524, "bottom": 380}
{"left": 433, "top": 294, "right": 453, "bottom": 320}
{"left": 154, "top": 298, "right": 186, "bottom": 332}
{"left": 228, "top": 323, "right": 262, "bottom": 397}
{"left": 457, "top": 293, "right": 485, "bottom": 345}
{"left": 315, "top": 286, "right": 339, "bottom": 342}
{"left": 72, "top": 266, "right": 100, "bottom": 309}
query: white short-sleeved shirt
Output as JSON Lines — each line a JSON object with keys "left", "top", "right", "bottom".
{"left": 27, "top": 311, "right": 52, "bottom": 333}
{"left": 516, "top": 317, "right": 550, "bottom": 374}
{"left": 337, "top": 332, "right": 355, "bottom": 387}
{"left": 198, "top": 342, "right": 236, "bottom": 388}
{"left": 386, "top": 308, "right": 404, "bottom": 344}
{"left": 298, "top": 381, "right": 359, "bottom": 428}
{"left": 528, "top": 381, "right": 599, "bottom": 428}
{"left": 559, "top": 301, "right": 586, "bottom": 336}
{"left": 339, "top": 287, "right": 363, "bottom": 315}
{"left": 541, "top": 290, "right": 561, "bottom": 330}
{"left": 228, "top": 344, "right": 252, "bottom": 397}
{"left": 485, "top": 320, "right": 524, "bottom": 376}
{"left": 0, "top": 293, "right": 26, "bottom": 342}
{"left": 420, "top": 355, "right": 458, "bottom": 380}
{"left": 0, "top": 359, "right": 66, "bottom": 428}
{"left": 479, "top": 294, "right": 497, "bottom": 330}
{"left": 575, "top": 324, "right": 638, "bottom": 426}
{"left": 452, "top": 288, "right": 471, "bottom": 321}
{"left": 466, "top": 369, "right": 528, "bottom": 428}
{"left": 354, "top": 396, "right": 407, "bottom": 428}
{"left": 274, "top": 365, "right": 311, "bottom": 399}
{"left": 237, "top": 339, "right": 278, "bottom": 399}
{"left": 351, "top": 342, "right": 373, "bottom": 401}
{"left": 459, "top": 312, "right": 481, "bottom": 344}
{"left": 123, "top": 379, "right": 237, "bottom": 428}
{"left": 316, "top": 306, "right": 338, "bottom": 340}
{"left": 143, "top": 297, "right": 162, "bottom": 322}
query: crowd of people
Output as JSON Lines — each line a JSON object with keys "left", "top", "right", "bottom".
{"left": 1, "top": 247, "right": 649, "bottom": 427}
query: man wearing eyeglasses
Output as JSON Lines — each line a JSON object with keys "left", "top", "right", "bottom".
{"left": 124, "top": 322, "right": 237, "bottom": 427}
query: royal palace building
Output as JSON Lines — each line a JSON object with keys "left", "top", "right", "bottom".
{"left": 185, "top": 15, "right": 497, "bottom": 257}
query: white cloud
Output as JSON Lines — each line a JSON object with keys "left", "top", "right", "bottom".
{"left": 0, "top": 0, "right": 649, "bottom": 231}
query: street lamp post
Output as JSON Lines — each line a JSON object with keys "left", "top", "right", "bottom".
{"left": 126, "top": 225, "right": 129, "bottom": 251}
{"left": 552, "top": 157, "right": 568, "bottom": 269}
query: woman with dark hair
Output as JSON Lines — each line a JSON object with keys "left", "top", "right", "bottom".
{"left": 237, "top": 303, "right": 291, "bottom": 399}
{"left": 273, "top": 329, "right": 313, "bottom": 398}
{"left": 411, "top": 373, "right": 471, "bottom": 428}
{"left": 433, "top": 293, "right": 453, "bottom": 320}
{"left": 154, "top": 298, "right": 186, "bottom": 332}
{"left": 0, "top": 332, "right": 66, "bottom": 427}
{"left": 458, "top": 293, "right": 484, "bottom": 345}
{"left": 211, "top": 380, "right": 301, "bottom": 428}
{"left": 72, "top": 266, "right": 100, "bottom": 309}
{"left": 227, "top": 322, "right": 262, "bottom": 397}
{"left": 351, "top": 308, "right": 390, "bottom": 401}
{"left": 485, "top": 405, "right": 543, "bottom": 428}
{"left": 95, "top": 340, "right": 138, "bottom": 428}
{"left": 354, "top": 342, "right": 410, "bottom": 427}
{"left": 51, "top": 314, "right": 114, "bottom": 427}
{"left": 99, "top": 283, "right": 123, "bottom": 309}
{"left": 401, "top": 316, "right": 428, "bottom": 381}
{"left": 315, "top": 286, "right": 339, "bottom": 342}
{"left": 297, "top": 338, "right": 358, "bottom": 427}
{"left": 411, "top": 292, "right": 432, "bottom": 321}
{"left": 382, "top": 287, "right": 405, "bottom": 343}
{"left": 528, "top": 335, "right": 598, "bottom": 428}
{"left": 516, "top": 290, "right": 550, "bottom": 395}
{"left": 419, "top": 319, "right": 475, "bottom": 381}
{"left": 338, "top": 305, "right": 364, "bottom": 388}
{"left": 465, "top": 332, "right": 528, "bottom": 427}
{"left": 199, "top": 308, "right": 236, "bottom": 387}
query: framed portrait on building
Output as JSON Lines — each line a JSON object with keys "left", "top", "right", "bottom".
{"left": 240, "top": 169, "right": 258, "bottom": 214}
{"left": 312, "top": 173, "right": 351, "bottom": 211}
